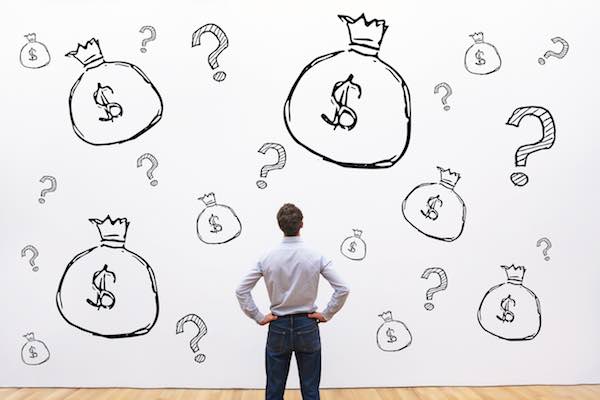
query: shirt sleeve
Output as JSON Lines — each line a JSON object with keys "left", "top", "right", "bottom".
{"left": 235, "top": 261, "right": 265, "bottom": 324}
{"left": 320, "top": 257, "right": 350, "bottom": 321}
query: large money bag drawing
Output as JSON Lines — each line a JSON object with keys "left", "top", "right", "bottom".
{"left": 66, "top": 38, "right": 163, "bottom": 146}
{"left": 477, "top": 265, "right": 541, "bottom": 341}
{"left": 196, "top": 193, "right": 242, "bottom": 244}
{"left": 340, "top": 229, "right": 366, "bottom": 261}
{"left": 21, "top": 333, "right": 50, "bottom": 366}
{"left": 376, "top": 311, "right": 412, "bottom": 352}
{"left": 19, "top": 33, "right": 51, "bottom": 69}
{"left": 56, "top": 216, "right": 159, "bottom": 338}
{"left": 464, "top": 32, "right": 502, "bottom": 75}
{"left": 402, "top": 167, "right": 466, "bottom": 242}
{"left": 284, "top": 14, "right": 411, "bottom": 169}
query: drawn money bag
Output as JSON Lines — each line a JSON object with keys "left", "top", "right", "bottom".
{"left": 477, "top": 265, "right": 541, "bottom": 341}
{"left": 340, "top": 229, "right": 366, "bottom": 261}
{"left": 376, "top": 311, "right": 412, "bottom": 352}
{"left": 464, "top": 32, "right": 502, "bottom": 75}
{"left": 284, "top": 14, "right": 411, "bottom": 169}
{"left": 19, "top": 33, "right": 51, "bottom": 69}
{"left": 56, "top": 216, "right": 159, "bottom": 338}
{"left": 196, "top": 193, "right": 242, "bottom": 244}
{"left": 402, "top": 167, "right": 466, "bottom": 242}
{"left": 66, "top": 38, "right": 163, "bottom": 146}
{"left": 21, "top": 333, "right": 50, "bottom": 365}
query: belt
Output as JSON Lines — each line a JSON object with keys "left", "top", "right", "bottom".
{"left": 275, "top": 312, "right": 310, "bottom": 318}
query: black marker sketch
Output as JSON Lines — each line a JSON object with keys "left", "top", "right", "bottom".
{"left": 434, "top": 82, "right": 452, "bottom": 111}
{"left": 376, "top": 311, "right": 412, "bottom": 352}
{"left": 421, "top": 267, "right": 448, "bottom": 311}
{"left": 38, "top": 175, "right": 56, "bottom": 204}
{"left": 340, "top": 229, "right": 366, "bottom": 261}
{"left": 506, "top": 106, "right": 556, "bottom": 187}
{"left": 139, "top": 26, "right": 157, "bottom": 53}
{"left": 464, "top": 32, "right": 501, "bottom": 75}
{"left": 21, "top": 245, "right": 40, "bottom": 272}
{"left": 196, "top": 193, "right": 242, "bottom": 244}
{"left": 256, "top": 143, "right": 286, "bottom": 189}
{"left": 402, "top": 167, "right": 466, "bottom": 242}
{"left": 538, "top": 37, "right": 569, "bottom": 65}
{"left": 20, "top": 33, "right": 50, "bottom": 69}
{"left": 284, "top": 14, "right": 411, "bottom": 169}
{"left": 56, "top": 216, "right": 159, "bottom": 338}
{"left": 477, "top": 265, "right": 541, "bottom": 341}
{"left": 137, "top": 153, "right": 159, "bottom": 186}
{"left": 176, "top": 314, "right": 207, "bottom": 364}
{"left": 537, "top": 237, "right": 552, "bottom": 261}
{"left": 66, "top": 38, "right": 163, "bottom": 146}
{"left": 21, "top": 333, "right": 50, "bottom": 366}
{"left": 192, "top": 24, "right": 229, "bottom": 82}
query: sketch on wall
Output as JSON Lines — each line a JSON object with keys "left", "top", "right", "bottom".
{"left": 538, "top": 37, "right": 569, "bottom": 65}
{"left": 434, "top": 82, "right": 452, "bottom": 111}
{"left": 56, "top": 216, "right": 159, "bottom": 338}
{"left": 21, "top": 245, "right": 40, "bottom": 272}
{"left": 38, "top": 175, "right": 57, "bottom": 204}
{"left": 284, "top": 14, "right": 411, "bottom": 169}
{"left": 464, "top": 33, "right": 501, "bottom": 75}
{"left": 19, "top": 33, "right": 51, "bottom": 69}
{"left": 376, "top": 311, "right": 412, "bottom": 352}
{"left": 196, "top": 193, "right": 242, "bottom": 244}
{"left": 402, "top": 167, "right": 466, "bottom": 242}
{"left": 20, "top": 333, "right": 50, "bottom": 366}
{"left": 421, "top": 267, "right": 448, "bottom": 311}
{"left": 139, "top": 26, "right": 157, "bottom": 53}
{"left": 176, "top": 314, "right": 208, "bottom": 364}
{"left": 477, "top": 265, "right": 541, "bottom": 341}
{"left": 537, "top": 237, "right": 552, "bottom": 261}
{"left": 256, "top": 143, "right": 286, "bottom": 189}
{"left": 192, "top": 24, "right": 229, "bottom": 82}
{"left": 136, "top": 153, "right": 159, "bottom": 186}
{"left": 340, "top": 229, "right": 366, "bottom": 261}
{"left": 66, "top": 38, "right": 163, "bottom": 146}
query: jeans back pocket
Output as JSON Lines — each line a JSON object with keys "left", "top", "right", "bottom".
{"left": 267, "top": 328, "right": 287, "bottom": 353}
{"left": 294, "top": 327, "right": 321, "bottom": 353}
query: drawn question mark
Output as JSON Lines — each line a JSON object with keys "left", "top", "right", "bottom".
{"left": 176, "top": 314, "right": 207, "bottom": 363}
{"left": 506, "top": 106, "right": 556, "bottom": 187}
{"left": 256, "top": 143, "right": 287, "bottom": 189}
{"left": 191, "top": 24, "right": 229, "bottom": 82}
{"left": 21, "top": 245, "right": 39, "bottom": 272}
{"left": 538, "top": 37, "right": 569, "bottom": 65}
{"left": 136, "top": 153, "right": 158, "bottom": 186}
{"left": 537, "top": 237, "right": 552, "bottom": 261}
{"left": 139, "top": 26, "right": 157, "bottom": 53}
{"left": 433, "top": 82, "right": 452, "bottom": 111}
{"left": 38, "top": 175, "right": 57, "bottom": 204}
{"left": 421, "top": 267, "right": 448, "bottom": 311}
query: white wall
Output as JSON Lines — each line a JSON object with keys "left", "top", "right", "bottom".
{"left": 1, "top": 0, "right": 599, "bottom": 388}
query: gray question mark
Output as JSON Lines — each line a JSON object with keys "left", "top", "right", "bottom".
{"left": 38, "top": 176, "right": 57, "bottom": 204}
{"left": 21, "top": 245, "right": 39, "bottom": 272}
{"left": 136, "top": 153, "right": 158, "bottom": 186}
{"left": 176, "top": 314, "right": 207, "bottom": 363}
{"left": 256, "top": 143, "right": 287, "bottom": 189}
{"left": 139, "top": 26, "right": 157, "bottom": 53}
{"left": 434, "top": 82, "right": 452, "bottom": 111}
{"left": 191, "top": 24, "right": 229, "bottom": 82}
{"left": 538, "top": 37, "right": 569, "bottom": 65}
{"left": 421, "top": 267, "right": 448, "bottom": 311}
{"left": 536, "top": 237, "right": 552, "bottom": 261}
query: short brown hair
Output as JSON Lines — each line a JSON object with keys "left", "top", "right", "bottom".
{"left": 277, "top": 203, "right": 303, "bottom": 236}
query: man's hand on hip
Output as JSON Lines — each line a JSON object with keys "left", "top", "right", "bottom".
{"left": 308, "top": 312, "right": 327, "bottom": 323}
{"left": 258, "top": 313, "right": 278, "bottom": 326}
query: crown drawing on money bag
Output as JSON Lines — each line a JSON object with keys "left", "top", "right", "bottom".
{"left": 477, "top": 265, "right": 541, "bottom": 341}
{"left": 196, "top": 193, "right": 242, "bottom": 245}
{"left": 56, "top": 216, "right": 159, "bottom": 338}
{"left": 284, "top": 13, "right": 411, "bottom": 169}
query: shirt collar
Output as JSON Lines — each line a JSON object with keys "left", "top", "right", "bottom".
{"left": 282, "top": 236, "right": 303, "bottom": 243}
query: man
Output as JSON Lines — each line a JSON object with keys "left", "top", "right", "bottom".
{"left": 236, "top": 203, "right": 350, "bottom": 400}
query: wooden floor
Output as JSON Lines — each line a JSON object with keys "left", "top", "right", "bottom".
{"left": 1, "top": 386, "right": 599, "bottom": 400}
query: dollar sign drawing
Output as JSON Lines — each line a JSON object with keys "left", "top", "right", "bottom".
{"left": 209, "top": 214, "right": 222, "bottom": 233}
{"left": 475, "top": 49, "right": 486, "bottom": 65}
{"left": 86, "top": 264, "right": 116, "bottom": 310}
{"left": 93, "top": 83, "right": 123, "bottom": 122}
{"left": 386, "top": 328, "right": 397, "bottom": 343}
{"left": 348, "top": 241, "right": 356, "bottom": 253}
{"left": 421, "top": 195, "right": 443, "bottom": 221}
{"left": 496, "top": 294, "right": 516, "bottom": 323}
{"left": 29, "top": 346, "right": 38, "bottom": 358}
{"left": 321, "top": 74, "right": 362, "bottom": 131}
{"left": 28, "top": 48, "right": 37, "bottom": 61}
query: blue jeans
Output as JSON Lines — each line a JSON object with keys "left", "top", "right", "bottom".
{"left": 266, "top": 314, "right": 321, "bottom": 400}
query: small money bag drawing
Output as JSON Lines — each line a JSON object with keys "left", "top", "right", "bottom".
{"left": 464, "top": 32, "right": 502, "bottom": 75}
{"left": 21, "top": 333, "right": 50, "bottom": 365}
{"left": 66, "top": 38, "right": 163, "bottom": 146}
{"left": 477, "top": 265, "right": 541, "bottom": 341}
{"left": 196, "top": 193, "right": 242, "bottom": 244}
{"left": 376, "top": 311, "right": 412, "bottom": 352}
{"left": 402, "top": 167, "right": 466, "bottom": 242}
{"left": 284, "top": 14, "right": 411, "bottom": 169}
{"left": 19, "top": 33, "right": 51, "bottom": 69}
{"left": 56, "top": 216, "right": 159, "bottom": 338}
{"left": 340, "top": 229, "right": 366, "bottom": 261}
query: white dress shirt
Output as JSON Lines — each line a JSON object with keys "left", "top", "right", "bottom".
{"left": 235, "top": 236, "right": 350, "bottom": 323}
